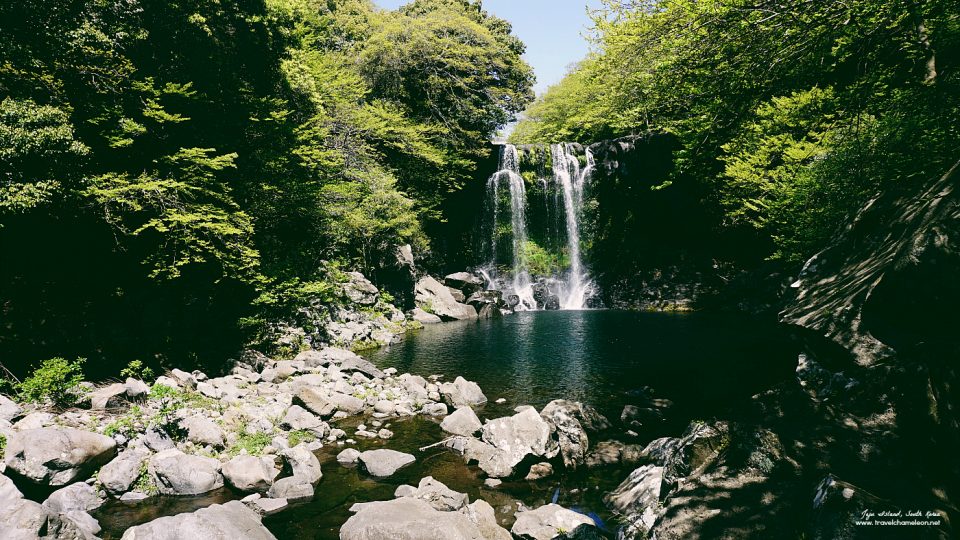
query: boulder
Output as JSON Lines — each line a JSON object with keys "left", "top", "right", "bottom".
{"left": 511, "top": 504, "right": 596, "bottom": 540}
{"left": 343, "top": 271, "right": 380, "bottom": 306}
{"left": 293, "top": 347, "right": 358, "bottom": 368}
{"left": 440, "top": 406, "right": 483, "bottom": 437}
{"left": 415, "top": 276, "right": 478, "bottom": 321}
{"left": 439, "top": 377, "right": 487, "bottom": 408}
{"left": 0, "top": 499, "right": 51, "bottom": 539}
{"left": 411, "top": 308, "right": 442, "bottom": 324}
{"left": 327, "top": 392, "right": 365, "bottom": 415}
{"left": 168, "top": 369, "right": 197, "bottom": 390}
{"left": 337, "top": 448, "right": 361, "bottom": 465}
{"left": 446, "top": 287, "right": 467, "bottom": 303}
{"left": 293, "top": 388, "right": 336, "bottom": 418}
{"left": 119, "top": 500, "right": 276, "bottom": 540}
{"left": 358, "top": 449, "right": 415, "bottom": 478}
{"left": 403, "top": 476, "right": 469, "bottom": 512}
{"left": 222, "top": 455, "right": 279, "bottom": 493}
{"left": 124, "top": 378, "right": 150, "bottom": 399}
{"left": 338, "top": 356, "right": 385, "bottom": 379}
{"left": 280, "top": 444, "right": 322, "bottom": 484}
{"left": 281, "top": 405, "right": 324, "bottom": 433}
{"left": 247, "top": 497, "right": 288, "bottom": 516}
{"left": 540, "top": 400, "right": 610, "bottom": 469}
{"left": 585, "top": 440, "right": 645, "bottom": 468}
{"left": 89, "top": 383, "right": 127, "bottom": 410}
{"left": 341, "top": 496, "right": 510, "bottom": 540}
{"left": 465, "top": 290, "right": 503, "bottom": 310}
{"left": 480, "top": 408, "right": 558, "bottom": 476}
{"left": 4, "top": 428, "right": 116, "bottom": 486}
{"left": 0, "top": 473, "right": 22, "bottom": 503}
{"left": 443, "top": 436, "right": 513, "bottom": 478}
{"left": 0, "top": 395, "right": 21, "bottom": 422}
{"left": 42, "top": 482, "right": 103, "bottom": 513}
{"left": 179, "top": 415, "right": 225, "bottom": 448}
{"left": 444, "top": 272, "right": 485, "bottom": 295}
{"left": 148, "top": 449, "right": 223, "bottom": 496}
{"left": 266, "top": 477, "right": 314, "bottom": 503}
{"left": 604, "top": 465, "right": 663, "bottom": 538}
{"left": 98, "top": 447, "right": 151, "bottom": 496}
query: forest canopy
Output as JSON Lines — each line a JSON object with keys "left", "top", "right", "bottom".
{"left": 0, "top": 0, "right": 533, "bottom": 370}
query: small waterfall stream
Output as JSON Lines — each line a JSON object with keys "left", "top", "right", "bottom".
{"left": 480, "top": 143, "right": 597, "bottom": 310}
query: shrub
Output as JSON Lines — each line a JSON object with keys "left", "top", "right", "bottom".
{"left": 18, "top": 357, "right": 86, "bottom": 407}
{"left": 120, "top": 360, "right": 155, "bottom": 381}
{"left": 0, "top": 434, "right": 6, "bottom": 460}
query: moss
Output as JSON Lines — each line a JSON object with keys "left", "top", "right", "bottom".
{"left": 287, "top": 430, "right": 316, "bottom": 447}
{"left": 0, "top": 433, "right": 5, "bottom": 460}
{"left": 133, "top": 462, "right": 158, "bottom": 496}
{"left": 226, "top": 427, "right": 272, "bottom": 457}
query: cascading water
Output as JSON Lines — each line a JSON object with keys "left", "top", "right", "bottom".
{"left": 480, "top": 143, "right": 597, "bottom": 311}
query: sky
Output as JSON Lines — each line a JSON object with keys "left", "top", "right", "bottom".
{"left": 374, "top": 0, "right": 603, "bottom": 96}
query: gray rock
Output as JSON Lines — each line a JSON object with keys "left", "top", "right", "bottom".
{"left": 394, "top": 484, "right": 417, "bottom": 498}
{"left": 294, "top": 347, "right": 358, "bottom": 368}
{"left": 148, "top": 449, "right": 223, "bottom": 496}
{"left": 266, "top": 477, "right": 313, "bottom": 503}
{"left": 280, "top": 444, "right": 322, "bottom": 484}
{"left": 89, "top": 383, "right": 128, "bottom": 410}
{"left": 249, "top": 497, "right": 288, "bottom": 516}
{"left": 4, "top": 428, "right": 116, "bottom": 486}
{"left": 524, "top": 462, "right": 553, "bottom": 481}
{"left": 119, "top": 500, "right": 276, "bottom": 540}
{"left": 168, "top": 369, "right": 197, "bottom": 390}
{"left": 179, "top": 415, "right": 225, "bottom": 448}
{"left": 373, "top": 400, "right": 396, "bottom": 414}
{"left": 124, "top": 378, "right": 150, "bottom": 399}
{"left": 444, "top": 272, "right": 485, "bottom": 295}
{"left": 439, "top": 377, "right": 487, "bottom": 408}
{"left": 328, "top": 392, "right": 365, "bottom": 415}
{"left": 410, "top": 308, "right": 443, "bottom": 324}
{"left": 341, "top": 496, "right": 510, "bottom": 540}
{"left": 421, "top": 402, "right": 448, "bottom": 416}
{"left": 415, "top": 276, "right": 478, "bottom": 321}
{"left": 358, "top": 449, "right": 415, "bottom": 478}
{"left": 43, "top": 482, "right": 104, "bottom": 513}
{"left": 281, "top": 405, "right": 323, "bottom": 432}
{"left": 440, "top": 406, "right": 483, "bottom": 437}
{"left": 0, "top": 498, "right": 51, "bottom": 539}
{"left": 98, "top": 448, "right": 151, "bottom": 496}
{"left": 0, "top": 473, "right": 23, "bottom": 502}
{"left": 585, "top": 440, "right": 645, "bottom": 469}
{"left": 540, "top": 400, "right": 609, "bottom": 469}
{"left": 446, "top": 286, "right": 466, "bottom": 303}
{"left": 403, "top": 476, "right": 469, "bottom": 511}
{"left": 0, "top": 395, "right": 22, "bottom": 422}
{"left": 443, "top": 436, "right": 514, "bottom": 478}
{"left": 343, "top": 271, "right": 380, "bottom": 306}
{"left": 511, "top": 504, "right": 596, "bottom": 540}
{"left": 222, "top": 455, "right": 279, "bottom": 493}
{"left": 604, "top": 464, "right": 663, "bottom": 537}
{"left": 479, "top": 408, "right": 558, "bottom": 476}
{"left": 142, "top": 427, "right": 174, "bottom": 452}
{"left": 293, "top": 388, "right": 336, "bottom": 418}
{"left": 13, "top": 411, "right": 55, "bottom": 430}
{"left": 337, "top": 448, "right": 361, "bottom": 465}
{"left": 339, "top": 356, "right": 385, "bottom": 379}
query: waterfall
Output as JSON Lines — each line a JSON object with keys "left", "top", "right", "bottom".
{"left": 551, "top": 144, "right": 595, "bottom": 309}
{"left": 481, "top": 143, "right": 596, "bottom": 311}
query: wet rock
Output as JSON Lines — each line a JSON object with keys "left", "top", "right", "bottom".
{"left": 89, "top": 383, "right": 128, "bottom": 410}
{"left": 223, "top": 455, "right": 279, "bottom": 493}
{"left": 440, "top": 406, "right": 483, "bottom": 436}
{"left": 119, "top": 500, "right": 276, "bottom": 540}
{"left": 358, "top": 449, "right": 415, "bottom": 478}
{"left": 148, "top": 449, "right": 223, "bottom": 496}
{"left": 439, "top": 377, "right": 487, "bottom": 408}
{"left": 415, "top": 276, "right": 479, "bottom": 321}
{"left": 511, "top": 503, "right": 596, "bottom": 540}
{"left": 4, "top": 428, "right": 116, "bottom": 486}
{"left": 444, "top": 272, "right": 485, "bottom": 295}
{"left": 98, "top": 448, "right": 151, "bottom": 496}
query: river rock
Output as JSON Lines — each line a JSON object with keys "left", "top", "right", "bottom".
{"left": 266, "top": 477, "right": 314, "bottom": 503}
{"left": 0, "top": 473, "right": 22, "bottom": 502}
{"left": 524, "top": 462, "right": 553, "bottom": 481}
{"left": 337, "top": 448, "right": 361, "bottom": 465}
{"left": 328, "top": 392, "right": 365, "bottom": 415}
{"left": 98, "top": 447, "right": 151, "bottom": 496}
{"left": 43, "top": 481, "right": 104, "bottom": 513}
{"left": 358, "top": 449, "right": 415, "bottom": 478}
{"left": 0, "top": 395, "right": 20, "bottom": 422}
{"left": 89, "top": 383, "right": 128, "bottom": 410}
{"left": 444, "top": 436, "right": 513, "bottom": 478}
{"left": 124, "top": 378, "right": 150, "bottom": 399}
{"left": 480, "top": 407, "right": 558, "bottom": 476}
{"left": 280, "top": 444, "right": 322, "bottom": 484}
{"left": 119, "top": 500, "right": 276, "bottom": 540}
{"left": 410, "top": 307, "right": 443, "bottom": 324}
{"left": 341, "top": 496, "right": 510, "bottom": 540}
{"left": 440, "top": 406, "right": 483, "bottom": 436}
{"left": 223, "top": 455, "right": 279, "bottom": 493}
{"left": 338, "top": 356, "right": 385, "bottom": 379}
{"left": 415, "top": 276, "right": 478, "bottom": 321}
{"left": 179, "top": 415, "right": 225, "bottom": 448}
{"left": 511, "top": 504, "right": 596, "bottom": 540}
{"left": 403, "top": 476, "right": 469, "bottom": 511}
{"left": 444, "top": 272, "right": 485, "bottom": 295}
{"left": 585, "top": 440, "right": 645, "bottom": 468}
{"left": 148, "top": 449, "right": 223, "bottom": 496}
{"left": 604, "top": 465, "right": 663, "bottom": 538}
{"left": 168, "top": 369, "right": 197, "bottom": 389}
{"left": 540, "top": 400, "right": 610, "bottom": 469}
{"left": 446, "top": 286, "right": 466, "bottom": 303}
{"left": 0, "top": 498, "right": 51, "bottom": 539}
{"left": 439, "top": 376, "right": 487, "bottom": 408}
{"left": 4, "top": 428, "right": 116, "bottom": 486}
{"left": 281, "top": 405, "right": 324, "bottom": 433}
{"left": 293, "top": 387, "right": 336, "bottom": 418}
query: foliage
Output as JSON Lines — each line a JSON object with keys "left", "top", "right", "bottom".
{"left": 287, "top": 429, "right": 316, "bottom": 447}
{"left": 0, "top": 433, "right": 5, "bottom": 460}
{"left": 17, "top": 357, "right": 86, "bottom": 407}
{"left": 512, "top": 0, "right": 960, "bottom": 263}
{"left": 523, "top": 240, "right": 567, "bottom": 277}
{"left": 227, "top": 426, "right": 273, "bottom": 457}
{"left": 120, "top": 360, "right": 154, "bottom": 382}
